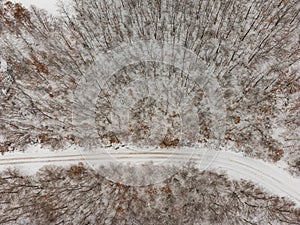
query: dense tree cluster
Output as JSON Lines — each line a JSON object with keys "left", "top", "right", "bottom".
{"left": 0, "top": 0, "right": 299, "bottom": 163}
{"left": 0, "top": 164, "right": 299, "bottom": 224}
{"left": 0, "top": 0, "right": 298, "bottom": 173}
{"left": 0, "top": 1, "right": 299, "bottom": 223}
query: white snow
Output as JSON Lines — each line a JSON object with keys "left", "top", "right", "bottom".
{"left": 0, "top": 144, "right": 299, "bottom": 207}
{"left": 0, "top": 57, "right": 7, "bottom": 73}
{"left": 11, "top": 0, "right": 66, "bottom": 15}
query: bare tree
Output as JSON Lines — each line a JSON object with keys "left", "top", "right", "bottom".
{"left": 0, "top": 164, "right": 299, "bottom": 224}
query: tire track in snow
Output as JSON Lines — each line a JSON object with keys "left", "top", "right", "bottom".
{"left": 0, "top": 149, "right": 299, "bottom": 206}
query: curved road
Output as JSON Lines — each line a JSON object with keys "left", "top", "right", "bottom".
{"left": 0, "top": 147, "right": 299, "bottom": 207}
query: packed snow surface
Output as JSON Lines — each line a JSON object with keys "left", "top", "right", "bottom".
{"left": 0, "top": 144, "right": 299, "bottom": 207}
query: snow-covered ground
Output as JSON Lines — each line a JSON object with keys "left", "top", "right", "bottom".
{"left": 11, "top": 0, "right": 59, "bottom": 15}
{"left": 0, "top": 57, "right": 7, "bottom": 73}
{"left": 1, "top": 144, "right": 299, "bottom": 207}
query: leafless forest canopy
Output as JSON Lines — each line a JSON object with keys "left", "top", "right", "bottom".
{"left": 0, "top": 0, "right": 299, "bottom": 223}
{"left": 0, "top": 0, "right": 299, "bottom": 174}
{"left": 0, "top": 164, "right": 299, "bottom": 224}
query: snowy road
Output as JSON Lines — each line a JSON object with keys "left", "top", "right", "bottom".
{"left": 0, "top": 146, "right": 300, "bottom": 207}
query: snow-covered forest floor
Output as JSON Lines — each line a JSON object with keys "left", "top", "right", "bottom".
{"left": 0, "top": 0, "right": 299, "bottom": 224}
{"left": 1, "top": 163, "right": 300, "bottom": 224}
{"left": 0, "top": 0, "right": 299, "bottom": 175}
